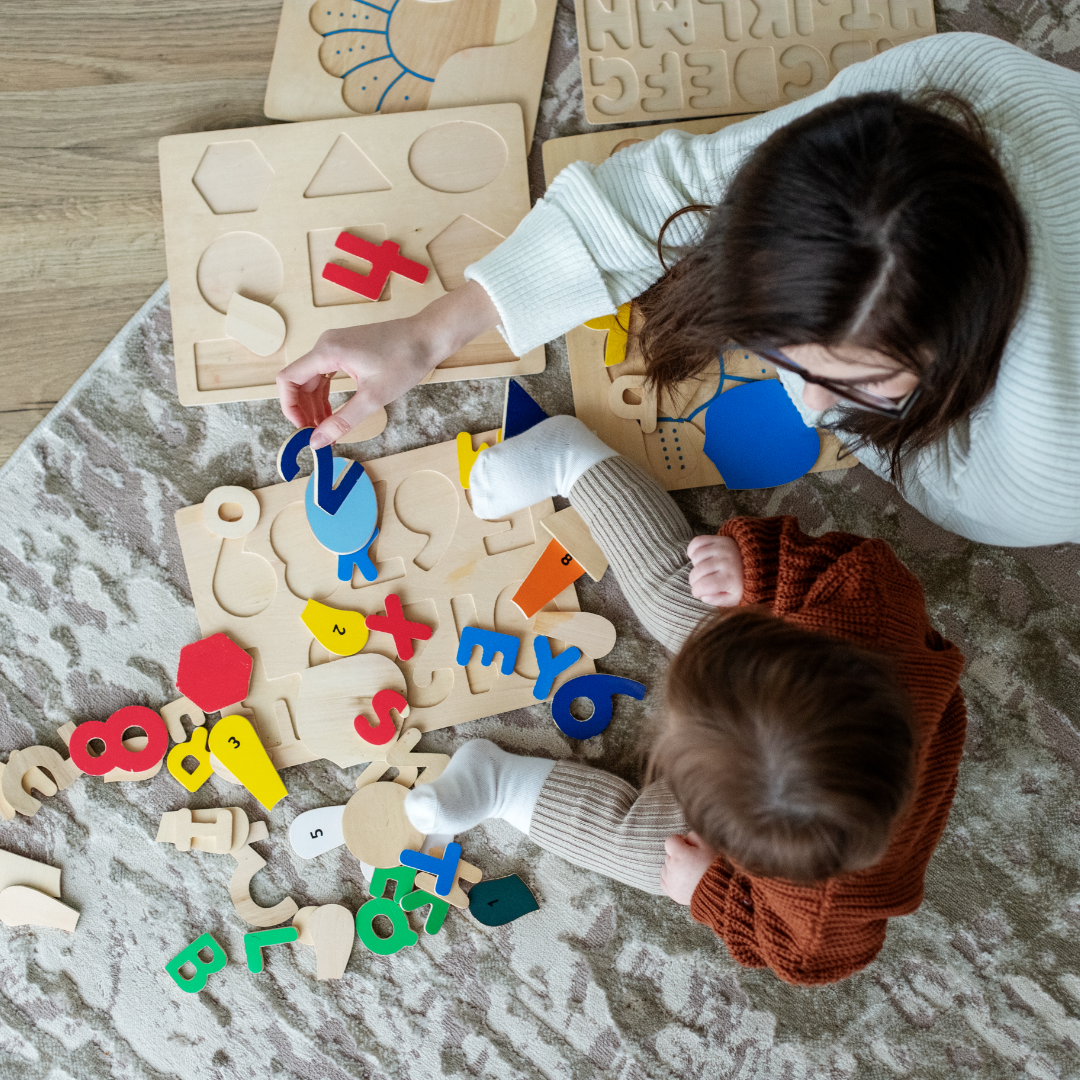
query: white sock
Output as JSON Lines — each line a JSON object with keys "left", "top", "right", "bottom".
{"left": 470, "top": 415, "right": 618, "bottom": 520}
{"left": 403, "top": 739, "right": 556, "bottom": 836}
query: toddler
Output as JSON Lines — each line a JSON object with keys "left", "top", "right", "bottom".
{"left": 404, "top": 416, "right": 967, "bottom": 986}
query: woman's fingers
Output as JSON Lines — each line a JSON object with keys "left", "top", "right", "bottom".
{"left": 310, "top": 386, "right": 380, "bottom": 449}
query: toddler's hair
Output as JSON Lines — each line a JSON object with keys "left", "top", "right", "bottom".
{"left": 650, "top": 608, "right": 916, "bottom": 884}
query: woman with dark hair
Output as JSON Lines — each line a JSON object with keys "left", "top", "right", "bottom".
{"left": 278, "top": 32, "right": 1080, "bottom": 546}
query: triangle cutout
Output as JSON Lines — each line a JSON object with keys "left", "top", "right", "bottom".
{"left": 304, "top": 134, "right": 393, "bottom": 199}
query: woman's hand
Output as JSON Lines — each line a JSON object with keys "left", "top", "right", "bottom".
{"left": 276, "top": 280, "right": 501, "bottom": 448}
{"left": 687, "top": 534, "right": 744, "bottom": 606}
{"left": 661, "top": 832, "right": 717, "bottom": 905}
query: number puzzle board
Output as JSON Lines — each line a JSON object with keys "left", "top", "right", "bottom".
{"left": 575, "top": 0, "right": 935, "bottom": 124}
{"left": 159, "top": 104, "right": 543, "bottom": 407}
{"left": 174, "top": 431, "right": 595, "bottom": 770}
{"left": 264, "top": 0, "right": 558, "bottom": 146}
{"left": 543, "top": 119, "right": 857, "bottom": 491}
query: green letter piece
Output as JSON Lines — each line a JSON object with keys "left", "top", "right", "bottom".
{"left": 244, "top": 926, "right": 299, "bottom": 973}
{"left": 369, "top": 864, "right": 417, "bottom": 902}
{"left": 468, "top": 875, "right": 540, "bottom": 927}
{"left": 165, "top": 933, "right": 227, "bottom": 994}
{"left": 399, "top": 888, "right": 450, "bottom": 935}
{"left": 355, "top": 897, "right": 418, "bottom": 955}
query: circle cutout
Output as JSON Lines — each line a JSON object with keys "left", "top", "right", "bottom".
{"left": 408, "top": 122, "right": 508, "bottom": 193}
{"left": 197, "top": 232, "right": 284, "bottom": 314}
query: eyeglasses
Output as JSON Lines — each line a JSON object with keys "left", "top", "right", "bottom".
{"left": 753, "top": 347, "right": 921, "bottom": 420}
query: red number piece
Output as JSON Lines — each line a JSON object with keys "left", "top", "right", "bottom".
{"left": 68, "top": 705, "right": 169, "bottom": 776}
{"left": 354, "top": 688, "right": 408, "bottom": 746}
{"left": 364, "top": 594, "right": 434, "bottom": 661}
{"left": 322, "top": 235, "right": 429, "bottom": 301}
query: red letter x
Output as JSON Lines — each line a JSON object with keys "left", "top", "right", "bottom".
{"left": 322, "top": 234, "right": 429, "bottom": 301}
{"left": 365, "top": 594, "right": 433, "bottom": 661}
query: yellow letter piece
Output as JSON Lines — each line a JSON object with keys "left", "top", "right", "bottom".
{"left": 455, "top": 431, "right": 489, "bottom": 489}
{"left": 584, "top": 302, "right": 631, "bottom": 367}
{"left": 300, "top": 599, "right": 369, "bottom": 657}
{"left": 166, "top": 726, "right": 214, "bottom": 793}
{"left": 208, "top": 715, "right": 288, "bottom": 812}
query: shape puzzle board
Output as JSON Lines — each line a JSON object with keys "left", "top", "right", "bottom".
{"left": 574, "top": 0, "right": 935, "bottom": 124}
{"left": 265, "top": 0, "right": 558, "bottom": 146}
{"left": 543, "top": 119, "right": 857, "bottom": 491}
{"left": 159, "top": 104, "right": 543, "bottom": 407}
{"left": 174, "top": 431, "right": 595, "bottom": 770}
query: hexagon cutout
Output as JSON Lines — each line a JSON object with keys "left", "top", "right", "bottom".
{"left": 192, "top": 141, "right": 275, "bottom": 215}
{"left": 176, "top": 633, "right": 253, "bottom": 711}
{"left": 426, "top": 215, "right": 505, "bottom": 293}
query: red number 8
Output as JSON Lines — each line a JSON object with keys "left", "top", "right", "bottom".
{"left": 68, "top": 706, "right": 169, "bottom": 776}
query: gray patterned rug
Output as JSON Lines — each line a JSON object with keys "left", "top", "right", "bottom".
{"left": 2, "top": 7, "right": 1080, "bottom": 1079}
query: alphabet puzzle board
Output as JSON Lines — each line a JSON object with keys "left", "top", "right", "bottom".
{"left": 264, "top": 0, "right": 558, "bottom": 146}
{"left": 543, "top": 119, "right": 857, "bottom": 491}
{"left": 159, "top": 104, "right": 543, "bottom": 407}
{"left": 575, "top": 0, "right": 936, "bottom": 124}
{"left": 174, "top": 431, "right": 595, "bottom": 771}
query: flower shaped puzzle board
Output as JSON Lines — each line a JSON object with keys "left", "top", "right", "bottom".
{"left": 159, "top": 104, "right": 543, "bottom": 406}
{"left": 575, "top": 0, "right": 935, "bottom": 124}
{"left": 264, "top": 0, "right": 558, "bottom": 146}
{"left": 543, "top": 118, "right": 858, "bottom": 492}
{"left": 174, "top": 432, "right": 595, "bottom": 771}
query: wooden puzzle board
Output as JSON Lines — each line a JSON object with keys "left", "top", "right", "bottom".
{"left": 544, "top": 119, "right": 857, "bottom": 491}
{"left": 174, "top": 431, "right": 595, "bottom": 770}
{"left": 574, "top": 0, "right": 936, "bottom": 124}
{"left": 159, "top": 104, "right": 543, "bottom": 407}
{"left": 264, "top": 0, "right": 558, "bottom": 147}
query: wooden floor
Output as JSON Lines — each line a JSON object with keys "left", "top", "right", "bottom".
{"left": 0, "top": 1, "right": 286, "bottom": 467}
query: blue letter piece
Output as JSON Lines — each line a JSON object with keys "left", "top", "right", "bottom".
{"left": 399, "top": 842, "right": 462, "bottom": 898}
{"left": 456, "top": 627, "right": 519, "bottom": 674}
{"left": 551, "top": 673, "right": 647, "bottom": 739}
{"left": 532, "top": 636, "right": 582, "bottom": 700}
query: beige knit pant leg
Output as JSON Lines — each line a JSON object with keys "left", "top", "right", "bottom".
{"left": 569, "top": 455, "right": 718, "bottom": 654}
{"left": 528, "top": 762, "right": 688, "bottom": 894}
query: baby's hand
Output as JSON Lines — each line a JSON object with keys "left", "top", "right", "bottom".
{"left": 660, "top": 832, "right": 716, "bottom": 905}
{"left": 687, "top": 534, "right": 744, "bottom": 606}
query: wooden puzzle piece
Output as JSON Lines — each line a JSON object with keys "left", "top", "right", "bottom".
{"left": 399, "top": 842, "right": 462, "bottom": 898}
{"left": 66, "top": 706, "right": 169, "bottom": 777}
{"left": 226, "top": 293, "right": 287, "bottom": 357}
{"left": 0, "top": 761, "right": 53, "bottom": 820}
{"left": 365, "top": 594, "right": 433, "bottom": 660}
{"left": 56, "top": 721, "right": 163, "bottom": 783}
{"left": 177, "top": 633, "right": 254, "bottom": 713}
{"left": 245, "top": 926, "right": 299, "bottom": 972}
{"left": 512, "top": 539, "right": 586, "bottom": 618}
{"left": 608, "top": 374, "right": 657, "bottom": 433}
{"left": 532, "top": 611, "right": 616, "bottom": 659}
{"left": 0, "top": 886, "right": 79, "bottom": 933}
{"left": 414, "top": 847, "right": 481, "bottom": 908}
{"left": 1, "top": 747, "right": 81, "bottom": 817}
{"left": 551, "top": 673, "right": 647, "bottom": 740}
{"left": 355, "top": 688, "right": 405, "bottom": 746}
{"left": 456, "top": 626, "right": 519, "bottom": 675}
{"left": 209, "top": 714, "right": 289, "bottom": 811}
{"left": 384, "top": 728, "right": 449, "bottom": 782}
{"left": 156, "top": 807, "right": 249, "bottom": 854}
{"left": 532, "top": 637, "right": 583, "bottom": 701}
{"left": 322, "top": 235, "right": 428, "bottom": 301}
{"left": 289, "top": 804, "right": 347, "bottom": 859}
{"left": 456, "top": 431, "right": 489, "bottom": 489}
{"left": 584, "top": 303, "right": 631, "bottom": 366}
{"left": 231, "top": 842, "right": 300, "bottom": 927}
{"left": 539, "top": 506, "right": 608, "bottom": 582}
{"left": 292, "top": 904, "right": 354, "bottom": 979}
{"left": 342, "top": 767, "right": 426, "bottom": 868}
{"left": 301, "top": 598, "right": 369, "bottom": 656}
{"left": 306, "top": 458, "right": 379, "bottom": 556}
{"left": 398, "top": 885, "right": 449, "bottom": 933}
{"left": 165, "top": 933, "right": 228, "bottom": 993}
{"left": 167, "top": 726, "right": 214, "bottom": 792}
{"left": 202, "top": 486, "right": 261, "bottom": 541}
{"left": 354, "top": 896, "right": 418, "bottom": 955}
{"left": 468, "top": 874, "right": 539, "bottom": 926}
{"left": 501, "top": 380, "right": 548, "bottom": 441}
{"left": 0, "top": 850, "right": 62, "bottom": 897}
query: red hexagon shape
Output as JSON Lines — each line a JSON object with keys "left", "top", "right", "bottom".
{"left": 176, "top": 634, "right": 253, "bottom": 712}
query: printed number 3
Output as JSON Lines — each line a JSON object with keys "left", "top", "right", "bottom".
{"left": 228, "top": 736, "right": 241, "bottom": 748}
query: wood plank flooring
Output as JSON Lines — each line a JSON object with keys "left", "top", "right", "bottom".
{"left": 0, "top": 1, "right": 283, "bottom": 466}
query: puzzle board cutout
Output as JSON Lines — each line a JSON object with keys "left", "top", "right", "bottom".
{"left": 543, "top": 119, "right": 857, "bottom": 492}
{"left": 159, "top": 104, "right": 543, "bottom": 406}
{"left": 264, "top": 0, "right": 558, "bottom": 146}
{"left": 174, "top": 431, "right": 595, "bottom": 770}
{"left": 574, "top": 0, "right": 935, "bottom": 124}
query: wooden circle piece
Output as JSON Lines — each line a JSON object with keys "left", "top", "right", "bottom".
{"left": 203, "top": 486, "right": 261, "bottom": 539}
{"left": 197, "top": 231, "right": 285, "bottom": 314}
{"left": 341, "top": 782, "right": 424, "bottom": 868}
{"left": 408, "top": 122, "right": 508, "bottom": 193}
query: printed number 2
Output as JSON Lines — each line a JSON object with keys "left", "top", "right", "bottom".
{"left": 333, "top": 624, "right": 346, "bottom": 635}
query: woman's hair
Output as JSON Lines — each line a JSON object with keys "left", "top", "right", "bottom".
{"left": 649, "top": 608, "right": 917, "bottom": 884}
{"left": 636, "top": 90, "right": 1029, "bottom": 485}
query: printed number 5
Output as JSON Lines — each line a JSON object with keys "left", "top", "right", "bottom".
{"left": 310, "top": 829, "right": 323, "bottom": 839}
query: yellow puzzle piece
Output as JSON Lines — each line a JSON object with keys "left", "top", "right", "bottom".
{"left": 301, "top": 599, "right": 369, "bottom": 657}
{"left": 455, "top": 432, "right": 490, "bottom": 489}
{"left": 208, "top": 715, "right": 288, "bottom": 812}
{"left": 167, "top": 726, "right": 214, "bottom": 793}
{"left": 584, "top": 303, "right": 632, "bottom": 366}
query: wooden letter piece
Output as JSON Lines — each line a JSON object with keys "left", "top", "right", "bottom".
{"left": 167, "top": 726, "right": 214, "bottom": 793}
{"left": 455, "top": 432, "right": 490, "bottom": 489}
{"left": 364, "top": 594, "right": 433, "bottom": 662}
{"left": 550, "top": 673, "right": 647, "bottom": 740}
{"left": 456, "top": 626, "right": 519, "bottom": 674}
{"left": 0, "top": 849, "right": 62, "bottom": 897}
{"left": 1, "top": 747, "right": 81, "bottom": 818}
{"left": 539, "top": 506, "right": 609, "bottom": 582}
{"left": 0, "top": 760, "right": 55, "bottom": 821}
{"left": 230, "top": 836, "right": 300, "bottom": 928}
{"left": 159, "top": 697, "right": 206, "bottom": 744}
{"left": 531, "top": 637, "right": 582, "bottom": 701}
{"left": 292, "top": 904, "right": 354, "bottom": 979}
{"left": 0, "top": 885, "right": 80, "bottom": 933}
{"left": 244, "top": 926, "right": 298, "bottom": 972}
{"left": 156, "top": 807, "right": 249, "bottom": 854}
{"left": 414, "top": 847, "right": 482, "bottom": 909}
{"left": 165, "top": 933, "right": 228, "bottom": 994}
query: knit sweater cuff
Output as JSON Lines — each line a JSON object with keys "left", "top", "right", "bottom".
{"left": 465, "top": 200, "right": 616, "bottom": 355}
{"left": 719, "top": 517, "right": 783, "bottom": 606}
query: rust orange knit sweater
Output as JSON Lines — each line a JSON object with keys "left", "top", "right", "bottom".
{"left": 689, "top": 515, "right": 967, "bottom": 986}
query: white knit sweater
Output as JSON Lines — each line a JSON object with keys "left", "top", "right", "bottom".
{"left": 467, "top": 33, "right": 1080, "bottom": 547}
